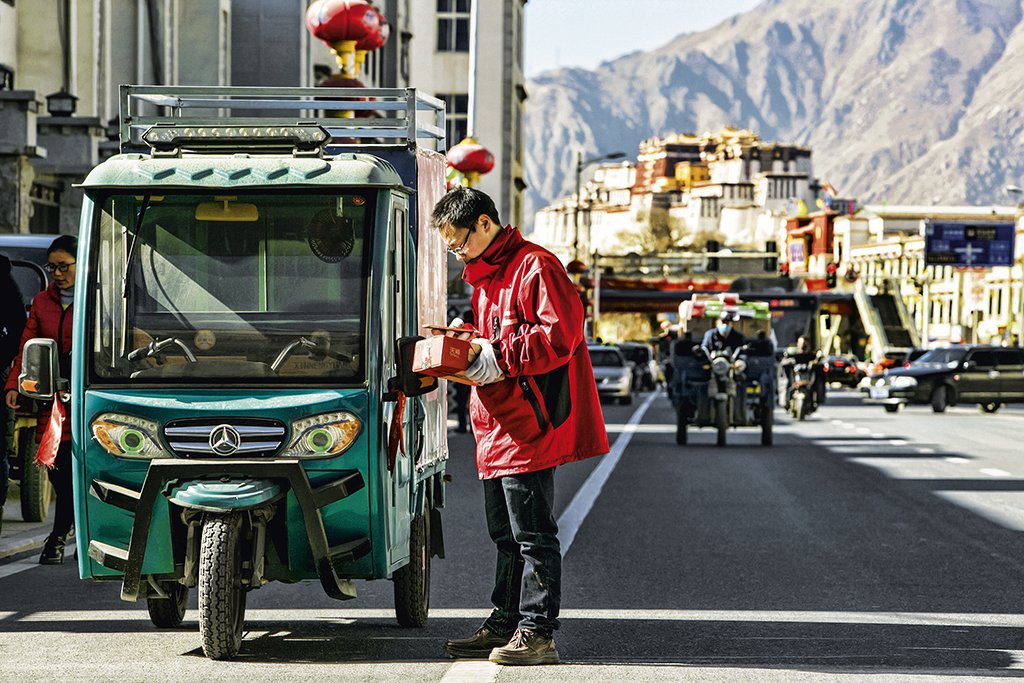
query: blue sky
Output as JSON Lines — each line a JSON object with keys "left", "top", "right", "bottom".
{"left": 524, "top": 0, "right": 764, "bottom": 77}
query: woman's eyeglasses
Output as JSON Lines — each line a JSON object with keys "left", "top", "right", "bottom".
{"left": 45, "top": 262, "right": 76, "bottom": 274}
{"left": 446, "top": 228, "right": 473, "bottom": 256}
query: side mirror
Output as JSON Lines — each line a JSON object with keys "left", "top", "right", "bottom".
{"left": 386, "top": 336, "right": 438, "bottom": 400}
{"left": 19, "top": 338, "right": 59, "bottom": 401}
{"left": 963, "top": 360, "right": 976, "bottom": 370}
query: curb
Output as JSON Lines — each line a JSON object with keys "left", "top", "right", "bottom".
{"left": 0, "top": 530, "right": 49, "bottom": 561}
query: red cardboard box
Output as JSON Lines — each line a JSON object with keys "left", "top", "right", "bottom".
{"left": 412, "top": 335, "right": 478, "bottom": 383}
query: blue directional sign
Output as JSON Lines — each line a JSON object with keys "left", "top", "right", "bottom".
{"left": 924, "top": 221, "right": 1016, "bottom": 267}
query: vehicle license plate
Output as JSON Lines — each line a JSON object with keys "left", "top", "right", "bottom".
{"left": 869, "top": 387, "right": 889, "bottom": 399}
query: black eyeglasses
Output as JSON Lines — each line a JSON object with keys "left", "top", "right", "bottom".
{"left": 446, "top": 228, "right": 473, "bottom": 256}
{"left": 46, "top": 262, "right": 76, "bottom": 274}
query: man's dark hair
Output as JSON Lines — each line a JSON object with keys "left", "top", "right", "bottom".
{"left": 431, "top": 186, "right": 501, "bottom": 230}
{"left": 48, "top": 234, "right": 78, "bottom": 257}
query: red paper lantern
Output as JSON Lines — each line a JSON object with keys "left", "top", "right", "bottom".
{"left": 305, "top": 0, "right": 379, "bottom": 44}
{"left": 447, "top": 137, "right": 495, "bottom": 175}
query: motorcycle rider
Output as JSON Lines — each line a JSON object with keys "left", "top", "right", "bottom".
{"left": 782, "top": 335, "right": 824, "bottom": 409}
{"left": 701, "top": 311, "right": 745, "bottom": 353}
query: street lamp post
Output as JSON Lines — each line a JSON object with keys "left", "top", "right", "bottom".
{"left": 1006, "top": 185, "right": 1023, "bottom": 345}
{"left": 572, "top": 150, "right": 625, "bottom": 262}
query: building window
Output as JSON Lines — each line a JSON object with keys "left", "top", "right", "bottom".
{"left": 438, "top": 93, "right": 468, "bottom": 145}
{"left": 437, "top": 0, "right": 470, "bottom": 52}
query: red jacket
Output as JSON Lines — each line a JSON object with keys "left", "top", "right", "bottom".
{"left": 4, "top": 282, "right": 74, "bottom": 442}
{"left": 464, "top": 226, "right": 608, "bottom": 479}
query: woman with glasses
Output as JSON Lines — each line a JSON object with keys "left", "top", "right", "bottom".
{"left": 4, "top": 234, "right": 78, "bottom": 563}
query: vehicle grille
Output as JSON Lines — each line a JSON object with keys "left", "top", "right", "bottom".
{"left": 163, "top": 418, "right": 287, "bottom": 457}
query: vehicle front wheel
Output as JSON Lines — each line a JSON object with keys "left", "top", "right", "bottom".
{"left": 978, "top": 402, "right": 1001, "bottom": 414}
{"left": 394, "top": 509, "right": 430, "bottom": 627}
{"left": 715, "top": 399, "right": 728, "bottom": 447}
{"left": 675, "top": 405, "right": 688, "bottom": 446}
{"left": 147, "top": 581, "right": 189, "bottom": 628}
{"left": 883, "top": 404, "right": 900, "bottom": 413}
{"left": 198, "top": 514, "right": 246, "bottom": 660}
{"left": 931, "top": 385, "right": 948, "bottom": 413}
{"left": 760, "top": 400, "right": 773, "bottom": 446}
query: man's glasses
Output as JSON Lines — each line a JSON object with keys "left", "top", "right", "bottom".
{"left": 45, "top": 262, "right": 75, "bottom": 274}
{"left": 446, "top": 228, "right": 473, "bottom": 256}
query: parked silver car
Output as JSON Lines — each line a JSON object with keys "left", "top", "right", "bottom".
{"left": 588, "top": 344, "right": 633, "bottom": 405}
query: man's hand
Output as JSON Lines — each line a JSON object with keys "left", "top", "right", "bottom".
{"left": 462, "top": 338, "right": 503, "bottom": 385}
{"left": 5, "top": 389, "right": 20, "bottom": 410}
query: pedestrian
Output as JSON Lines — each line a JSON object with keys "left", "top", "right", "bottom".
{"left": 3, "top": 235, "right": 77, "bottom": 563}
{"left": 0, "top": 254, "right": 27, "bottom": 536}
{"left": 431, "top": 186, "right": 609, "bottom": 666}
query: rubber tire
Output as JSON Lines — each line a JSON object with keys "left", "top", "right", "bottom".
{"left": 675, "top": 406, "right": 688, "bottom": 446}
{"left": 394, "top": 510, "right": 431, "bottom": 627}
{"left": 715, "top": 399, "right": 728, "bottom": 447}
{"left": 18, "top": 427, "right": 50, "bottom": 523}
{"left": 198, "top": 514, "right": 247, "bottom": 660}
{"left": 147, "top": 581, "right": 189, "bottom": 628}
{"left": 618, "top": 394, "right": 633, "bottom": 406}
{"left": 883, "top": 404, "right": 900, "bottom": 413}
{"left": 931, "top": 385, "right": 948, "bottom": 413}
{"left": 978, "top": 402, "right": 1001, "bottom": 414}
{"left": 760, "top": 400, "right": 773, "bottom": 446}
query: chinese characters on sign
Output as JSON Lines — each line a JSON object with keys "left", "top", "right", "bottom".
{"left": 924, "top": 222, "right": 1016, "bottom": 268}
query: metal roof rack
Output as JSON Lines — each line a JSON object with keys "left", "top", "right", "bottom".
{"left": 118, "top": 85, "right": 446, "bottom": 153}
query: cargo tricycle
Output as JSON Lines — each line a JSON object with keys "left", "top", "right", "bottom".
{"left": 669, "top": 295, "right": 776, "bottom": 447}
{"left": 17, "top": 85, "right": 451, "bottom": 660}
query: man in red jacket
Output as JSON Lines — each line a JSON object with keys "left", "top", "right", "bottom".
{"left": 433, "top": 187, "right": 609, "bottom": 666}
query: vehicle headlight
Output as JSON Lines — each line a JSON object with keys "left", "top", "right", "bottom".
{"left": 281, "top": 411, "right": 361, "bottom": 458}
{"left": 891, "top": 376, "right": 918, "bottom": 389}
{"left": 91, "top": 413, "right": 164, "bottom": 459}
{"left": 711, "top": 357, "right": 730, "bottom": 375}
{"left": 733, "top": 359, "right": 747, "bottom": 373}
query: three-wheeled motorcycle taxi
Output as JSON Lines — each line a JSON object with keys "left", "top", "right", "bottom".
{"left": 16, "top": 85, "right": 451, "bottom": 660}
{"left": 669, "top": 294, "right": 776, "bottom": 447}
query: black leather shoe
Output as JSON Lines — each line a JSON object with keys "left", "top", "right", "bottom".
{"left": 39, "top": 534, "right": 66, "bottom": 565}
{"left": 488, "top": 628, "right": 560, "bottom": 665}
{"left": 443, "top": 626, "right": 513, "bottom": 659}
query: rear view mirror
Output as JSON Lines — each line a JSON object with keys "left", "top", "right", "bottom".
{"left": 195, "top": 198, "right": 259, "bottom": 222}
{"left": 387, "top": 336, "right": 438, "bottom": 400}
{"left": 19, "top": 338, "right": 58, "bottom": 401}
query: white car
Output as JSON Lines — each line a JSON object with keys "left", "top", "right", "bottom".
{"left": 588, "top": 345, "right": 633, "bottom": 405}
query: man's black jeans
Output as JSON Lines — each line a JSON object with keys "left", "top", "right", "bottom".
{"left": 481, "top": 467, "right": 561, "bottom": 638}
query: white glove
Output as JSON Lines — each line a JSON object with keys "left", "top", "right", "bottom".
{"left": 462, "top": 338, "right": 503, "bottom": 385}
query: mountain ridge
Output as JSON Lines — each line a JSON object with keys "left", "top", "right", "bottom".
{"left": 522, "top": 0, "right": 1024, "bottom": 228}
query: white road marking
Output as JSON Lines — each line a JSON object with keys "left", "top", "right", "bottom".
{"left": 980, "top": 468, "right": 1012, "bottom": 477}
{"left": 944, "top": 456, "right": 968, "bottom": 463}
{"left": 889, "top": 439, "right": 908, "bottom": 446}
{"left": 557, "top": 391, "right": 660, "bottom": 555}
{"left": 11, "top": 607, "right": 1024, "bottom": 627}
{"left": 603, "top": 423, "right": 675, "bottom": 434}
{"left": 855, "top": 427, "right": 873, "bottom": 435}
{"left": 917, "top": 447, "right": 936, "bottom": 454}
{"left": 439, "top": 661, "right": 501, "bottom": 683}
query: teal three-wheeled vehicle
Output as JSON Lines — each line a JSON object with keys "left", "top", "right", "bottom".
{"left": 17, "top": 86, "right": 451, "bottom": 659}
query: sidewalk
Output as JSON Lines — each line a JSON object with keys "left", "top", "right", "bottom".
{"left": 1, "top": 491, "right": 53, "bottom": 561}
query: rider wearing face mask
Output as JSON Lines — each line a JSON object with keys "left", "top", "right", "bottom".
{"left": 701, "top": 310, "right": 745, "bottom": 353}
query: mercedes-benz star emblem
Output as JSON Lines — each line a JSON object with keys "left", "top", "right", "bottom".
{"left": 209, "top": 424, "right": 242, "bottom": 456}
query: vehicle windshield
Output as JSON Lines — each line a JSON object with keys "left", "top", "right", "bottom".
{"left": 589, "top": 349, "right": 624, "bottom": 367}
{"left": 89, "top": 192, "right": 374, "bottom": 384}
{"left": 912, "top": 348, "right": 966, "bottom": 366}
{"left": 618, "top": 346, "right": 650, "bottom": 364}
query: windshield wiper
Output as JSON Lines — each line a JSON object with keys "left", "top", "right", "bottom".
{"left": 120, "top": 195, "right": 152, "bottom": 358}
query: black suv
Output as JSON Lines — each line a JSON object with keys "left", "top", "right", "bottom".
{"left": 862, "top": 345, "right": 1024, "bottom": 413}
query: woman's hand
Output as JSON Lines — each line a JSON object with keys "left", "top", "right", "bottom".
{"left": 4, "top": 389, "right": 20, "bottom": 411}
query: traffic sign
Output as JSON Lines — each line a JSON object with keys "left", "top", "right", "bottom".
{"left": 924, "top": 221, "right": 1016, "bottom": 267}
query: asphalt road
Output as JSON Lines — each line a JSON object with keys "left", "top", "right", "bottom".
{"left": 2, "top": 389, "right": 1024, "bottom": 681}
